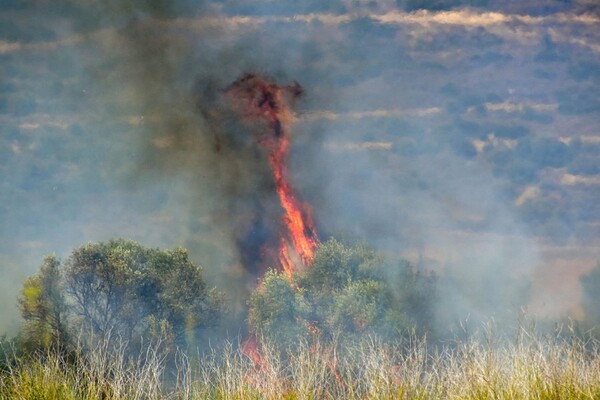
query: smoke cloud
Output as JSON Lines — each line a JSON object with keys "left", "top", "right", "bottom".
{"left": 1, "top": 0, "right": 600, "bottom": 336}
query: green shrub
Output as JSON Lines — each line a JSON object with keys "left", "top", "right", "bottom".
{"left": 18, "top": 239, "right": 225, "bottom": 356}
{"left": 248, "top": 238, "right": 437, "bottom": 347}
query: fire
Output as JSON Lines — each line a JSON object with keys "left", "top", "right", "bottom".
{"left": 242, "top": 336, "right": 268, "bottom": 370}
{"left": 269, "top": 139, "right": 318, "bottom": 266}
{"left": 228, "top": 74, "right": 319, "bottom": 275}
{"left": 227, "top": 74, "right": 319, "bottom": 369}
{"left": 278, "top": 238, "right": 295, "bottom": 279}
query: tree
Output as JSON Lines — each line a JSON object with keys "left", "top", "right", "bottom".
{"left": 248, "top": 270, "right": 309, "bottom": 347}
{"left": 19, "top": 239, "right": 225, "bottom": 355}
{"left": 18, "top": 255, "right": 68, "bottom": 352}
{"left": 64, "top": 241, "right": 139, "bottom": 342}
{"left": 248, "top": 238, "right": 437, "bottom": 347}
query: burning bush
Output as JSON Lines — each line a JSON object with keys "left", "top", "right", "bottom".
{"left": 248, "top": 238, "right": 437, "bottom": 347}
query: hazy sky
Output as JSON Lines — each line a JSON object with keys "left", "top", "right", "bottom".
{"left": 1, "top": 0, "right": 599, "bottom": 334}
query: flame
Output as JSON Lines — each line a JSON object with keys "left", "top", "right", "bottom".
{"left": 228, "top": 74, "right": 319, "bottom": 371}
{"left": 279, "top": 238, "right": 295, "bottom": 280}
{"left": 269, "top": 137, "right": 318, "bottom": 266}
{"left": 242, "top": 336, "right": 268, "bottom": 370}
{"left": 228, "top": 74, "right": 318, "bottom": 276}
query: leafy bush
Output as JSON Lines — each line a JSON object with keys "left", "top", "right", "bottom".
{"left": 248, "top": 238, "right": 437, "bottom": 347}
{"left": 18, "top": 239, "right": 225, "bottom": 356}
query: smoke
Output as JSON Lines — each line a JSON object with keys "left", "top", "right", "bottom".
{"left": 3, "top": 0, "right": 600, "bottom": 338}
{"left": 63, "top": 4, "right": 330, "bottom": 317}
{"left": 296, "top": 111, "right": 540, "bottom": 336}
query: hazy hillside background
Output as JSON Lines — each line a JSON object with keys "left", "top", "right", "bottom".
{"left": 1, "top": 0, "right": 599, "bottom": 333}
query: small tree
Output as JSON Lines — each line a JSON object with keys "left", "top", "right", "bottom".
{"left": 19, "top": 239, "right": 225, "bottom": 355}
{"left": 248, "top": 238, "right": 437, "bottom": 347}
{"left": 18, "top": 255, "right": 68, "bottom": 352}
{"left": 64, "top": 241, "right": 139, "bottom": 342}
{"left": 248, "top": 270, "right": 309, "bottom": 347}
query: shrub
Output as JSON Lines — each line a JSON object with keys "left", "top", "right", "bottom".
{"left": 248, "top": 238, "right": 437, "bottom": 347}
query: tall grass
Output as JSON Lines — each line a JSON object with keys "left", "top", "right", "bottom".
{"left": 2, "top": 328, "right": 600, "bottom": 399}
{"left": 0, "top": 336, "right": 166, "bottom": 400}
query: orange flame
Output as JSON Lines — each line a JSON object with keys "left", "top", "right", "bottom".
{"left": 269, "top": 137, "right": 318, "bottom": 267}
{"left": 279, "top": 238, "right": 295, "bottom": 280}
{"left": 229, "top": 74, "right": 318, "bottom": 372}
{"left": 228, "top": 74, "right": 318, "bottom": 277}
{"left": 242, "top": 336, "right": 268, "bottom": 370}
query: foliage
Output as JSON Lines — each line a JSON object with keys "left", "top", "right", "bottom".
{"left": 18, "top": 255, "right": 68, "bottom": 353}
{"left": 18, "top": 239, "right": 225, "bottom": 356}
{"left": 248, "top": 238, "right": 437, "bottom": 347}
{"left": 3, "top": 328, "right": 600, "bottom": 400}
{"left": 248, "top": 271, "right": 309, "bottom": 348}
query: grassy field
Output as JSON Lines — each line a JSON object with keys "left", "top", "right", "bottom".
{"left": 2, "top": 329, "right": 600, "bottom": 399}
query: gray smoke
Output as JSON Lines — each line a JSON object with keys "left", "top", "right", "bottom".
{"left": 4, "top": 0, "right": 599, "bottom": 337}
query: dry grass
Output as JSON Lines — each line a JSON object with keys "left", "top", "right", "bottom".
{"left": 2, "top": 328, "right": 600, "bottom": 399}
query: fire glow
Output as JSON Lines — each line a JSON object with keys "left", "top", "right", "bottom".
{"left": 227, "top": 74, "right": 319, "bottom": 278}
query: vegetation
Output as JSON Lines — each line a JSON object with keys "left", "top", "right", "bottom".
{"left": 249, "top": 239, "right": 437, "bottom": 347}
{"left": 3, "top": 327, "right": 600, "bottom": 399}
{"left": 19, "top": 256, "right": 67, "bottom": 354}
{"left": 9, "top": 239, "right": 600, "bottom": 399}
{"left": 18, "top": 239, "right": 225, "bottom": 356}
